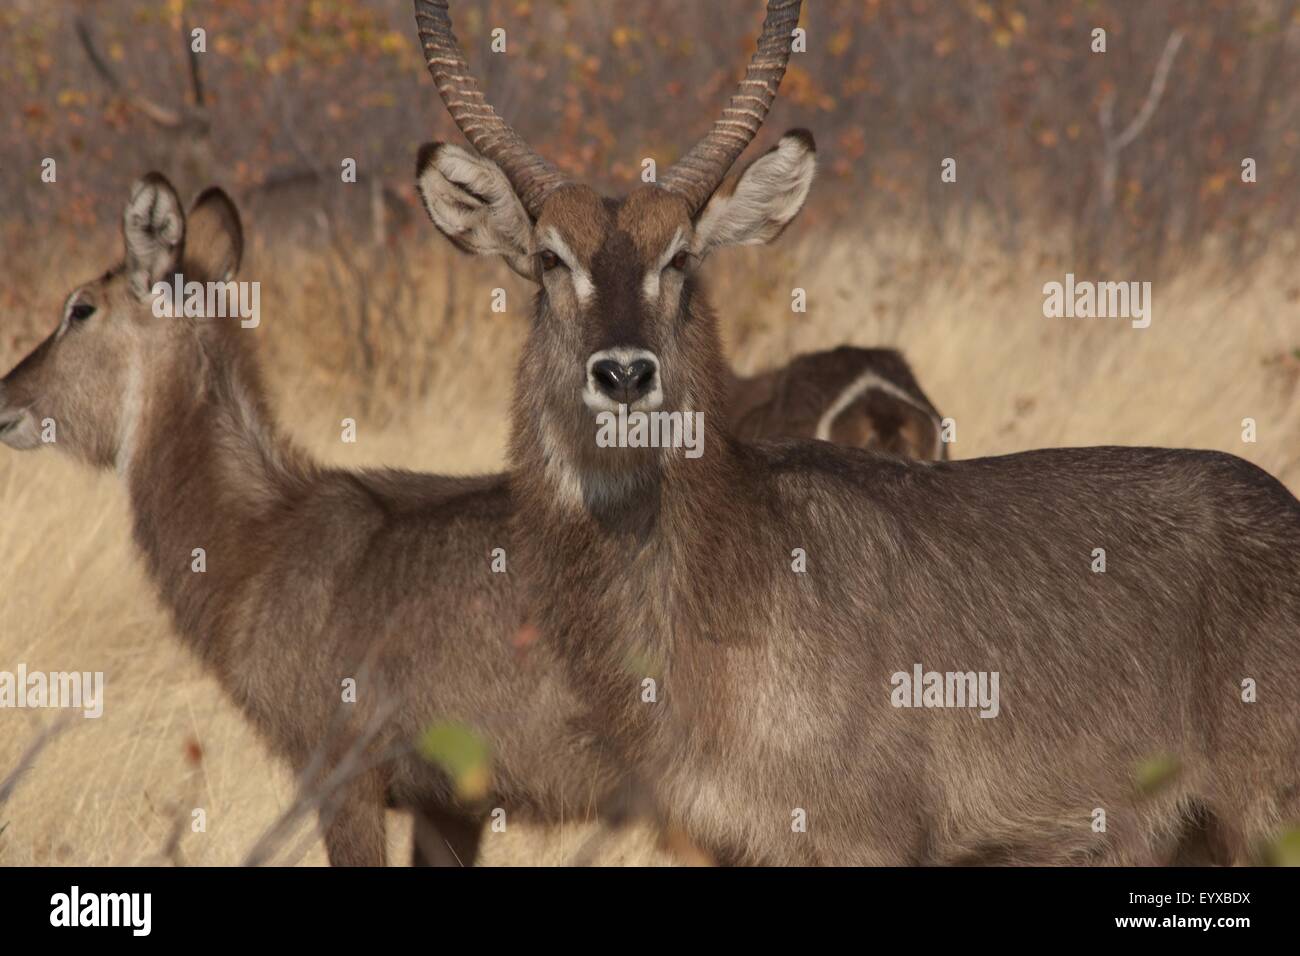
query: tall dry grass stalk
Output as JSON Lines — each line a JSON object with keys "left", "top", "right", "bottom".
{"left": 1, "top": 225, "right": 1296, "bottom": 865}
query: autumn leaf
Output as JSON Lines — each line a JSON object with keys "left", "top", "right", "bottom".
{"left": 378, "top": 30, "right": 406, "bottom": 55}
{"left": 1201, "top": 172, "right": 1230, "bottom": 198}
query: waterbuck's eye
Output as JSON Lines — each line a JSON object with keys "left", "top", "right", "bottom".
{"left": 538, "top": 250, "right": 561, "bottom": 272}
{"left": 69, "top": 303, "right": 96, "bottom": 323}
{"left": 669, "top": 250, "right": 692, "bottom": 271}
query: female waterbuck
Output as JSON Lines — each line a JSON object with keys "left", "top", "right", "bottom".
{"left": 0, "top": 177, "right": 627, "bottom": 866}
{"left": 413, "top": 0, "right": 1300, "bottom": 864}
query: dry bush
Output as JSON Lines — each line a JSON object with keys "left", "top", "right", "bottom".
{"left": 3, "top": 1, "right": 1297, "bottom": 274}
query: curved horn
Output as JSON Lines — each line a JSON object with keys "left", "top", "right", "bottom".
{"left": 659, "top": 0, "right": 803, "bottom": 214}
{"left": 413, "top": 0, "right": 568, "bottom": 217}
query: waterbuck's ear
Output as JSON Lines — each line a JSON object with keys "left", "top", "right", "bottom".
{"left": 415, "top": 142, "right": 534, "bottom": 280}
{"left": 184, "top": 187, "right": 244, "bottom": 283}
{"left": 123, "top": 172, "right": 185, "bottom": 300}
{"left": 692, "top": 129, "right": 816, "bottom": 258}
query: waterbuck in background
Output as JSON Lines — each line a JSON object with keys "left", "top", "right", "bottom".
{"left": 727, "top": 346, "right": 947, "bottom": 460}
{"left": 414, "top": 0, "right": 1300, "bottom": 864}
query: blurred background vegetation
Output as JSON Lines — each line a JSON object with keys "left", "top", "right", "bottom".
{"left": 1, "top": 0, "right": 1297, "bottom": 271}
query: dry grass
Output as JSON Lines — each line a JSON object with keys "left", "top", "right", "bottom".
{"left": 1, "top": 226, "right": 1297, "bottom": 866}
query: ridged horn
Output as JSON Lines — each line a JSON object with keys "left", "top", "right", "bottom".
{"left": 413, "top": 0, "right": 569, "bottom": 217}
{"left": 658, "top": 0, "right": 803, "bottom": 214}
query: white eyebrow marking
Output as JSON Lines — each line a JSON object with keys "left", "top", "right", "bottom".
{"left": 56, "top": 287, "right": 86, "bottom": 338}
{"left": 642, "top": 228, "right": 687, "bottom": 304}
{"left": 542, "top": 227, "right": 594, "bottom": 303}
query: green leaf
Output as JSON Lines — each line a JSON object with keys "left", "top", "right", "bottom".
{"left": 1268, "top": 827, "right": 1300, "bottom": 867}
{"left": 1133, "top": 754, "right": 1181, "bottom": 796}
{"left": 417, "top": 721, "right": 491, "bottom": 801}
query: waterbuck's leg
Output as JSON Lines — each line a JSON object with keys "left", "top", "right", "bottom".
{"left": 322, "top": 774, "right": 388, "bottom": 867}
{"left": 410, "top": 805, "right": 484, "bottom": 867}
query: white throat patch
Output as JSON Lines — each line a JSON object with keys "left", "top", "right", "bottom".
{"left": 115, "top": 355, "right": 144, "bottom": 477}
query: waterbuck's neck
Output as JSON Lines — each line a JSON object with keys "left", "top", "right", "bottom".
{"left": 122, "top": 333, "right": 309, "bottom": 666}
{"left": 506, "top": 291, "right": 751, "bottom": 731}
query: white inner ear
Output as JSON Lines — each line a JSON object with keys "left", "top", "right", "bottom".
{"left": 814, "top": 369, "right": 940, "bottom": 448}
{"left": 417, "top": 145, "right": 533, "bottom": 272}
{"left": 693, "top": 135, "right": 815, "bottom": 255}
{"left": 56, "top": 287, "right": 86, "bottom": 338}
{"left": 124, "top": 182, "right": 183, "bottom": 299}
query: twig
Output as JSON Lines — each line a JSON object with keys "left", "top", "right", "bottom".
{"left": 1098, "top": 30, "right": 1186, "bottom": 212}
{"left": 0, "top": 715, "right": 76, "bottom": 809}
{"left": 241, "top": 653, "right": 404, "bottom": 866}
{"left": 75, "top": 17, "right": 185, "bottom": 129}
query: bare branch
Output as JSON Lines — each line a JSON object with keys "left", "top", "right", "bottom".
{"left": 1113, "top": 30, "right": 1186, "bottom": 153}
{"left": 1098, "top": 30, "right": 1186, "bottom": 212}
{"left": 241, "top": 655, "right": 402, "bottom": 867}
{"left": 182, "top": 20, "right": 205, "bottom": 109}
{"left": 75, "top": 18, "right": 185, "bottom": 129}
{"left": 0, "top": 715, "right": 75, "bottom": 809}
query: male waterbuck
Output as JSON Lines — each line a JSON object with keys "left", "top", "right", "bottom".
{"left": 417, "top": 137, "right": 946, "bottom": 456}
{"left": 0, "top": 172, "right": 936, "bottom": 865}
{"left": 413, "top": 153, "right": 948, "bottom": 461}
{"left": 406, "top": 34, "right": 946, "bottom": 462}
{"left": 413, "top": 0, "right": 1300, "bottom": 864}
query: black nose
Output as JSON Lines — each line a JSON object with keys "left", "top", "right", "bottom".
{"left": 591, "top": 357, "right": 658, "bottom": 405}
